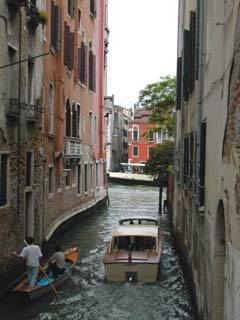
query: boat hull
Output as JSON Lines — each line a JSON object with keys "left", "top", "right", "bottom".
{"left": 13, "top": 247, "right": 79, "bottom": 301}
{"left": 104, "top": 261, "right": 159, "bottom": 283}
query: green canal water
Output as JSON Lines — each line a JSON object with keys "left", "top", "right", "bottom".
{"left": 0, "top": 184, "right": 194, "bottom": 320}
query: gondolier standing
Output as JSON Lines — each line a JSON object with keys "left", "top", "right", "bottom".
{"left": 13, "top": 237, "right": 42, "bottom": 286}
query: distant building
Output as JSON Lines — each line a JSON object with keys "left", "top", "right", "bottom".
{"left": 104, "top": 96, "right": 131, "bottom": 172}
{"left": 128, "top": 109, "right": 167, "bottom": 172}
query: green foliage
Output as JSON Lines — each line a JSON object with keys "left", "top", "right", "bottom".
{"left": 137, "top": 75, "right": 176, "bottom": 136}
{"left": 145, "top": 141, "right": 174, "bottom": 182}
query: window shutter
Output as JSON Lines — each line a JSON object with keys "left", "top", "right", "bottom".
{"left": 92, "top": 54, "right": 96, "bottom": 92}
{"left": 80, "top": 42, "right": 87, "bottom": 84}
{"left": 64, "top": 22, "right": 69, "bottom": 66}
{"left": 55, "top": 5, "right": 61, "bottom": 51}
{"left": 51, "top": 1, "right": 55, "bottom": 48}
{"left": 78, "top": 47, "right": 81, "bottom": 80}
{"left": 199, "top": 122, "right": 206, "bottom": 206}
{"left": 64, "top": 23, "right": 74, "bottom": 70}
{"left": 69, "top": 32, "right": 74, "bottom": 70}
{"left": 90, "top": 0, "right": 96, "bottom": 17}
{"left": 89, "top": 51, "right": 95, "bottom": 91}
{"left": 0, "top": 155, "right": 7, "bottom": 206}
{"left": 70, "top": 0, "right": 75, "bottom": 18}
{"left": 51, "top": 2, "right": 61, "bottom": 52}
{"left": 176, "top": 56, "right": 182, "bottom": 110}
{"left": 190, "top": 11, "right": 196, "bottom": 93}
{"left": 183, "top": 30, "right": 190, "bottom": 101}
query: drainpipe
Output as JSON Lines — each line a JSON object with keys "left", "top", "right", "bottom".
{"left": 196, "top": 0, "right": 204, "bottom": 205}
{"left": 17, "top": 9, "right": 22, "bottom": 217}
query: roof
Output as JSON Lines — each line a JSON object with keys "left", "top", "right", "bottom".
{"left": 112, "top": 225, "right": 159, "bottom": 238}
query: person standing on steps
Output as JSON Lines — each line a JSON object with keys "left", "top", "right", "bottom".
{"left": 12, "top": 236, "right": 43, "bottom": 287}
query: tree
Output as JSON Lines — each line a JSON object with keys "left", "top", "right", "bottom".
{"left": 146, "top": 141, "right": 174, "bottom": 214}
{"left": 137, "top": 75, "right": 176, "bottom": 136}
{"left": 145, "top": 141, "right": 174, "bottom": 182}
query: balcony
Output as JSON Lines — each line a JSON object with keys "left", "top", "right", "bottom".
{"left": 6, "top": 99, "right": 19, "bottom": 118}
{"left": 6, "top": 0, "right": 27, "bottom": 10}
{"left": 21, "top": 103, "right": 44, "bottom": 122}
{"left": 65, "top": 138, "right": 83, "bottom": 158}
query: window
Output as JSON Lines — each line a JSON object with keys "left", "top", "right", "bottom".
{"left": 84, "top": 164, "right": 88, "bottom": 192}
{"left": 162, "top": 128, "right": 168, "bottom": 142}
{"left": 148, "top": 130, "right": 154, "bottom": 142}
{"left": 64, "top": 22, "right": 74, "bottom": 70}
{"left": 72, "top": 103, "right": 77, "bottom": 137}
{"left": 133, "top": 146, "right": 139, "bottom": 157}
{"left": 77, "top": 104, "right": 81, "bottom": 139}
{"left": 8, "top": 45, "right": 18, "bottom": 100}
{"left": 96, "top": 162, "right": 99, "bottom": 187}
{"left": 148, "top": 147, "right": 153, "bottom": 157}
{"left": 94, "top": 116, "right": 97, "bottom": 144}
{"left": 90, "top": 163, "right": 93, "bottom": 190}
{"left": 51, "top": 1, "right": 61, "bottom": 52}
{"left": 78, "top": 9, "right": 81, "bottom": 32}
{"left": 66, "top": 99, "right": 71, "bottom": 137}
{"left": 68, "top": 0, "right": 74, "bottom": 18}
{"left": 28, "top": 59, "right": 34, "bottom": 105}
{"left": 0, "top": 154, "right": 9, "bottom": 207}
{"left": 89, "top": 112, "right": 93, "bottom": 144}
{"left": 48, "top": 166, "right": 53, "bottom": 194}
{"left": 26, "top": 151, "right": 33, "bottom": 187}
{"left": 90, "top": 0, "right": 97, "bottom": 17}
{"left": 89, "top": 48, "right": 96, "bottom": 92}
{"left": 133, "top": 126, "right": 139, "bottom": 142}
{"left": 65, "top": 166, "right": 71, "bottom": 187}
{"left": 79, "top": 41, "right": 87, "bottom": 84}
{"left": 72, "top": 165, "right": 77, "bottom": 186}
{"left": 49, "top": 82, "right": 54, "bottom": 134}
{"left": 77, "top": 164, "right": 81, "bottom": 194}
{"left": 199, "top": 122, "right": 206, "bottom": 206}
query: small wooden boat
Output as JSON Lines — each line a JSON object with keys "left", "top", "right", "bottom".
{"left": 103, "top": 217, "right": 163, "bottom": 283}
{"left": 13, "top": 247, "right": 79, "bottom": 301}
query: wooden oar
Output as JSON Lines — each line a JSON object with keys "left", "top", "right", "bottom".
{"left": 39, "top": 265, "right": 59, "bottom": 297}
{"left": 24, "top": 240, "right": 59, "bottom": 298}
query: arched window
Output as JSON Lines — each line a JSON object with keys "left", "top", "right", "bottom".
{"left": 132, "top": 125, "right": 139, "bottom": 142}
{"left": 77, "top": 104, "right": 81, "bottom": 139}
{"left": 72, "top": 102, "right": 77, "bottom": 137}
{"left": 65, "top": 99, "right": 71, "bottom": 137}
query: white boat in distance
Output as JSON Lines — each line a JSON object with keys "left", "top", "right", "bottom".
{"left": 103, "top": 216, "right": 163, "bottom": 283}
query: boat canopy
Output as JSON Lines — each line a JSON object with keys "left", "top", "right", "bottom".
{"left": 112, "top": 225, "right": 158, "bottom": 238}
{"left": 119, "top": 216, "right": 158, "bottom": 225}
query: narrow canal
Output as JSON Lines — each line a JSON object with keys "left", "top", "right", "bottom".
{"left": 0, "top": 184, "right": 194, "bottom": 320}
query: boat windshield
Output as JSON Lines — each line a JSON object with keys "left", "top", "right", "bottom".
{"left": 112, "top": 236, "right": 156, "bottom": 251}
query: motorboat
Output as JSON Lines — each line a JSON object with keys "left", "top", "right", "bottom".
{"left": 103, "top": 217, "right": 163, "bottom": 283}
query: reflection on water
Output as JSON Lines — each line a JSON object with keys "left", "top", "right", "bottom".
{"left": 0, "top": 184, "right": 194, "bottom": 320}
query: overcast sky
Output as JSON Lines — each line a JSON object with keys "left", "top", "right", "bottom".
{"left": 107, "top": 0, "right": 179, "bottom": 109}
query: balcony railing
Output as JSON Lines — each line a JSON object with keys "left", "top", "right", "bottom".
{"left": 65, "top": 138, "right": 83, "bottom": 158}
{"left": 6, "top": 98, "right": 19, "bottom": 117}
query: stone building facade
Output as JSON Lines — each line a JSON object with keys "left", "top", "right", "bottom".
{"left": 0, "top": 0, "right": 108, "bottom": 296}
{"left": 174, "top": 1, "right": 240, "bottom": 319}
{"left": 0, "top": 0, "right": 45, "bottom": 295}
{"left": 42, "top": 0, "right": 108, "bottom": 242}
